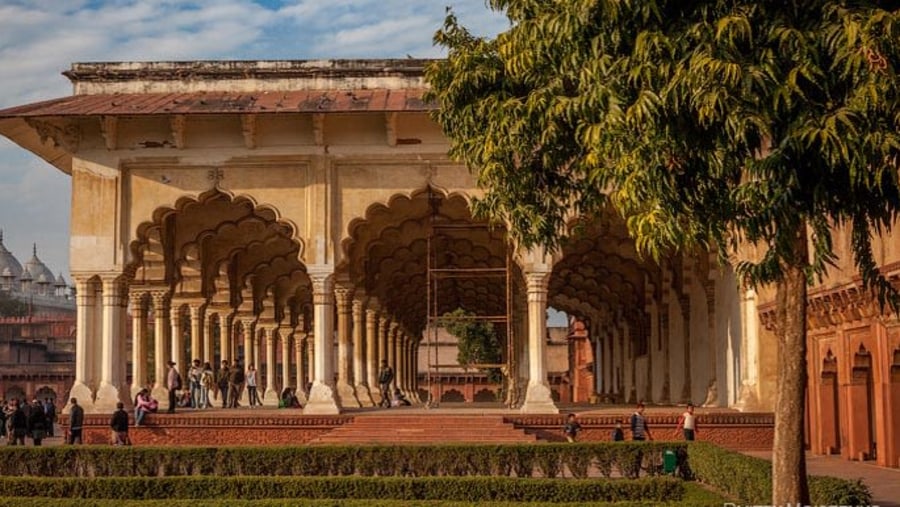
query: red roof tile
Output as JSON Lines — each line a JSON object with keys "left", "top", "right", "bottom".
{"left": 0, "top": 89, "right": 434, "bottom": 118}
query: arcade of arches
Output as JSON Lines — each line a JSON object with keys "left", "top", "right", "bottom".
{"left": 2, "top": 60, "right": 897, "bottom": 467}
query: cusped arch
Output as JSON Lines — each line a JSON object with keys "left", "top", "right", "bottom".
{"left": 127, "top": 188, "right": 304, "bottom": 283}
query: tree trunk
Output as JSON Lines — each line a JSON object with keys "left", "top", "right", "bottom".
{"left": 772, "top": 226, "right": 810, "bottom": 505}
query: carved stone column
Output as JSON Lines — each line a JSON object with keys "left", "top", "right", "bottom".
{"left": 130, "top": 291, "right": 148, "bottom": 399}
{"left": 353, "top": 297, "right": 374, "bottom": 406}
{"left": 67, "top": 276, "right": 97, "bottom": 413}
{"left": 189, "top": 303, "right": 204, "bottom": 364}
{"left": 239, "top": 318, "right": 254, "bottom": 406}
{"left": 306, "top": 330, "right": 315, "bottom": 389}
{"left": 411, "top": 340, "right": 422, "bottom": 402}
{"left": 367, "top": 306, "right": 382, "bottom": 405}
{"left": 294, "top": 324, "right": 308, "bottom": 405}
{"left": 170, "top": 303, "right": 185, "bottom": 378}
{"left": 306, "top": 270, "right": 340, "bottom": 414}
{"left": 95, "top": 275, "right": 126, "bottom": 411}
{"left": 281, "top": 329, "right": 292, "bottom": 396}
{"left": 150, "top": 291, "right": 170, "bottom": 403}
{"left": 262, "top": 326, "right": 279, "bottom": 406}
{"left": 334, "top": 283, "right": 360, "bottom": 407}
{"left": 395, "top": 331, "right": 406, "bottom": 398}
{"left": 204, "top": 311, "right": 216, "bottom": 365}
{"left": 388, "top": 322, "right": 399, "bottom": 391}
{"left": 521, "top": 271, "right": 558, "bottom": 413}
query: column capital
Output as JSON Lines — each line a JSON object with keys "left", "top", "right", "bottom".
{"left": 334, "top": 285, "right": 354, "bottom": 308}
{"left": 149, "top": 290, "right": 169, "bottom": 306}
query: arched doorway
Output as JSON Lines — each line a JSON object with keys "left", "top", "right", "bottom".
{"left": 127, "top": 189, "right": 310, "bottom": 406}
{"left": 819, "top": 350, "right": 841, "bottom": 454}
{"left": 341, "top": 188, "right": 517, "bottom": 407}
{"left": 850, "top": 344, "right": 876, "bottom": 460}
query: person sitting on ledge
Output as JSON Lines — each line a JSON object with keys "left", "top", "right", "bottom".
{"left": 280, "top": 387, "right": 302, "bottom": 408}
{"left": 391, "top": 388, "right": 411, "bottom": 407}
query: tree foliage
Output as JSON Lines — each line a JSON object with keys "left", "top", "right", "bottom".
{"left": 439, "top": 308, "right": 502, "bottom": 381}
{"left": 0, "top": 291, "right": 28, "bottom": 317}
{"left": 425, "top": 1, "right": 900, "bottom": 504}
{"left": 427, "top": 0, "right": 900, "bottom": 304}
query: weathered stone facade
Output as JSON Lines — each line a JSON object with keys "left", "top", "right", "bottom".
{"left": 0, "top": 61, "right": 755, "bottom": 427}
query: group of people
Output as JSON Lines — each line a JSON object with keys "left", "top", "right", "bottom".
{"left": 563, "top": 403, "right": 698, "bottom": 443}
{"left": 158, "top": 358, "right": 305, "bottom": 415}
{"left": 1, "top": 397, "right": 55, "bottom": 446}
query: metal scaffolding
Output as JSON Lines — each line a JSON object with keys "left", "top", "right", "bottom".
{"left": 424, "top": 191, "right": 515, "bottom": 408}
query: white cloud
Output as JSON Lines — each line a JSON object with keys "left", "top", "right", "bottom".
{"left": 0, "top": 0, "right": 507, "bottom": 277}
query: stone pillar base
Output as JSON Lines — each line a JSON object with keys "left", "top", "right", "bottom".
{"left": 355, "top": 384, "right": 375, "bottom": 406}
{"left": 520, "top": 382, "right": 558, "bottom": 414}
{"left": 336, "top": 381, "right": 361, "bottom": 407}
{"left": 304, "top": 382, "right": 341, "bottom": 414}
{"left": 262, "top": 388, "right": 280, "bottom": 407}
{"left": 64, "top": 381, "right": 95, "bottom": 414}
{"left": 94, "top": 382, "right": 127, "bottom": 413}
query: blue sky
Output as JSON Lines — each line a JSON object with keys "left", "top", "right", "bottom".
{"left": 0, "top": 0, "right": 509, "bottom": 279}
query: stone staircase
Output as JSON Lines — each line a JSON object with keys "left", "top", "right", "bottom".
{"left": 310, "top": 415, "right": 537, "bottom": 445}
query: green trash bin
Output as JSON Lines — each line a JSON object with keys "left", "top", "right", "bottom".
{"left": 663, "top": 449, "right": 677, "bottom": 474}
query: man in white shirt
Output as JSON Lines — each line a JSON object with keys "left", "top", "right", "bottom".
{"left": 675, "top": 403, "right": 697, "bottom": 441}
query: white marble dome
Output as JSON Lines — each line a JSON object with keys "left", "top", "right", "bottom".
{"left": 0, "top": 230, "right": 23, "bottom": 280}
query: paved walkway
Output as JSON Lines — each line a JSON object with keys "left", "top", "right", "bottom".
{"left": 745, "top": 451, "right": 900, "bottom": 507}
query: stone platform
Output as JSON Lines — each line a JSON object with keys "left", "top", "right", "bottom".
{"left": 59, "top": 404, "right": 774, "bottom": 449}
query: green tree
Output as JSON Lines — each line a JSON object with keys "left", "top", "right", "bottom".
{"left": 426, "top": 2, "right": 900, "bottom": 504}
{"left": 439, "top": 308, "right": 502, "bottom": 382}
{"left": 0, "top": 291, "right": 28, "bottom": 317}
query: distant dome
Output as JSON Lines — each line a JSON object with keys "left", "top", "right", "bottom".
{"left": 55, "top": 272, "right": 67, "bottom": 287}
{"left": 0, "top": 230, "right": 23, "bottom": 280}
{"left": 23, "top": 244, "right": 54, "bottom": 285}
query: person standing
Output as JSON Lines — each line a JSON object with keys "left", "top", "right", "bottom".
{"left": 246, "top": 364, "right": 260, "bottom": 407}
{"left": 188, "top": 359, "right": 203, "bottom": 409}
{"left": 377, "top": 360, "right": 394, "bottom": 408}
{"left": 228, "top": 360, "right": 245, "bottom": 409}
{"left": 28, "top": 399, "right": 47, "bottom": 446}
{"left": 216, "top": 360, "right": 230, "bottom": 408}
{"left": 200, "top": 362, "right": 214, "bottom": 409}
{"left": 166, "top": 361, "right": 182, "bottom": 414}
{"left": 67, "top": 398, "right": 84, "bottom": 444}
{"left": 110, "top": 402, "right": 131, "bottom": 446}
{"left": 7, "top": 400, "right": 26, "bottom": 445}
{"left": 675, "top": 403, "right": 697, "bottom": 441}
{"left": 43, "top": 398, "right": 56, "bottom": 437}
{"left": 611, "top": 421, "right": 625, "bottom": 441}
{"left": 563, "top": 413, "right": 582, "bottom": 443}
{"left": 630, "top": 403, "right": 652, "bottom": 441}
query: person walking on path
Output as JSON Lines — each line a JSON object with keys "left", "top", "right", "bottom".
{"left": 563, "top": 413, "right": 582, "bottom": 443}
{"left": 246, "top": 364, "right": 260, "bottom": 407}
{"left": 110, "top": 402, "right": 131, "bottom": 446}
{"left": 67, "top": 398, "right": 84, "bottom": 444}
{"left": 216, "top": 360, "right": 230, "bottom": 408}
{"left": 630, "top": 403, "right": 652, "bottom": 441}
{"left": 675, "top": 403, "right": 697, "bottom": 441}
{"left": 166, "top": 361, "right": 182, "bottom": 414}
{"left": 377, "top": 360, "right": 394, "bottom": 408}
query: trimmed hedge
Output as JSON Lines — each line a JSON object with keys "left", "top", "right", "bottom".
{"left": 0, "top": 443, "right": 688, "bottom": 479}
{"left": 0, "top": 476, "right": 684, "bottom": 503}
{"left": 688, "top": 442, "right": 872, "bottom": 506}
